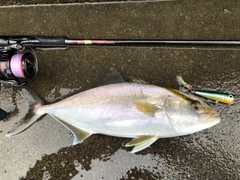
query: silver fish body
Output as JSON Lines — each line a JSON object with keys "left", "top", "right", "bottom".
{"left": 7, "top": 82, "right": 221, "bottom": 153}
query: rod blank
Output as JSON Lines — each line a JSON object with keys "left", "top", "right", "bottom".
{"left": 65, "top": 39, "right": 240, "bottom": 46}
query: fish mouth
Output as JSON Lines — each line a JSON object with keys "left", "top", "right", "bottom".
{"left": 206, "top": 113, "right": 221, "bottom": 126}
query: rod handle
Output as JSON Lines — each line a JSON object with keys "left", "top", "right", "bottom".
{"left": 0, "top": 36, "right": 67, "bottom": 48}
{"left": 33, "top": 36, "right": 67, "bottom": 47}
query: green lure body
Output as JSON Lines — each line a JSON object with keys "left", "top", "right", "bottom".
{"left": 194, "top": 90, "right": 234, "bottom": 104}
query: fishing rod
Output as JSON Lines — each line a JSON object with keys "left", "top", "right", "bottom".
{"left": 1, "top": 35, "right": 240, "bottom": 86}
{"left": 65, "top": 39, "right": 240, "bottom": 46}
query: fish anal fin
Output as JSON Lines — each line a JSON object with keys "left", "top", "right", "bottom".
{"left": 52, "top": 115, "right": 92, "bottom": 145}
{"left": 71, "top": 126, "right": 92, "bottom": 145}
{"left": 125, "top": 135, "right": 158, "bottom": 153}
{"left": 134, "top": 101, "right": 159, "bottom": 116}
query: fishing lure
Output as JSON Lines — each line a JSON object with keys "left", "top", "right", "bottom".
{"left": 176, "top": 75, "right": 193, "bottom": 92}
{"left": 176, "top": 75, "right": 234, "bottom": 104}
{"left": 193, "top": 90, "right": 234, "bottom": 105}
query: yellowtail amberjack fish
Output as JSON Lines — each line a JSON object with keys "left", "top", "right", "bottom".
{"left": 6, "top": 69, "right": 221, "bottom": 153}
{"left": 176, "top": 75, "right": 234, "bottom": 105}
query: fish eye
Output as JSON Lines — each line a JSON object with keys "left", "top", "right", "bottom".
{"left": 190, "top": 100, "right": 202, "bottom": 111}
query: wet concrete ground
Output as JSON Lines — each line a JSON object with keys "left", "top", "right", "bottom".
{"left": 0, "top": 0, "right": 240, "bottom": 179}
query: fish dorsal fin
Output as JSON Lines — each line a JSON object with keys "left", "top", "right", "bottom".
{"left": 55, "top": 68, "right": 125, "bottom": 100}
{"left": 132, "top": 78, "right": 148, "bottom": 84}
{"left": 52, "top": 115, "right": 92, "bottom": 145}
{"left": 92, "top": 67, "right": 125, "bottom": 88}
{"left": 134, "top": 101, "right": 160, "bottom": 117}
{"left": 125, "top": 135, "right": 158, "bottom": 153}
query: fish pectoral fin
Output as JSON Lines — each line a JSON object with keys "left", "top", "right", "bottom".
{"left": 134, "top": 101, "right": 161, "bottom": 117}
{"left": 125, "top": 135, "right": 158, "bottom": 153}
{"left": 52, "top": 115, "right": 92, "bottom": 145}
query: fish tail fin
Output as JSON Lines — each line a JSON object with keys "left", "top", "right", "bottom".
{"left": 6, "top": 86, "right": 45, "bottom": 137}
{"left": 6, "top": 111, "right": 44, "bottom": 137}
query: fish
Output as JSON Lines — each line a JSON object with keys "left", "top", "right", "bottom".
{"left": 6, "top": 68, "right": 221, "bottom": 153}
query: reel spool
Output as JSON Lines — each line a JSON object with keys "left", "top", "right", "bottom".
{"left": 0, "top": 48, "right": 38, "bottom": 86}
